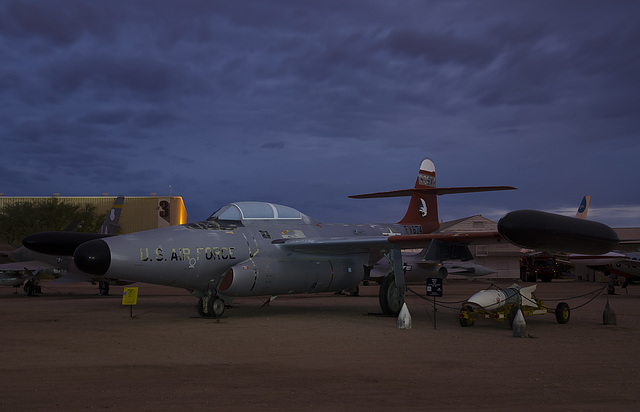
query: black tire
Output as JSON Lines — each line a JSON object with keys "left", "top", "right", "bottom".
{"left": 197, "top": 297, "right": 209, "bottom": 317}
{"left": 23, "top": 282, "right": 35, "bottom": 296}
{"left": 208, "top": 297, "right": 225, "bottom": 318}
{"left": 459, "top": 305, "right": 475, "bottom": 327}
{"left": 555, "top": 302, "right": 570, "bottom": 324}
{"left": 379, "top": 276, "right": 403, "bottom": 316}
{"left": 99, "top": 282, "right": 110, "bottom": 296}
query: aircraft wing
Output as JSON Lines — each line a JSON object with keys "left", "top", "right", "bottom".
{"left": 387, "top": 232, "right": 503, "bottom": 246}
{"left": 272, "top": 231, "right": 502, "bottom": 254}
{"left": 0, "top": 260, "right": 57, "bottom": 272}
{"left": 614, "top": 258, "right": 640, "bottom": 281}
{"left": 621, "top": 258, "right": 640, "bottom": 266}
{"left": 441, "top": 262, "right": 496, "bottom": 276}
{"left": 48, "top": 271, "right": 94, "bottom": 284}
{"left": 275, "top": 210, "right": 618, "bottom": 256}
{"left": 272, "top": 236, "right": 392, "bottom": 254}
{"left": 348, "top": 186, "right": 516, "bottom": 198}
{"left": 443, "top": 265, "right": 482, "bottom": 274}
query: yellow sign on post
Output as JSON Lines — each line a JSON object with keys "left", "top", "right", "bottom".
{"left": 122, "top": 287, "right": 139, "bottom": 318}
{"left": 122, "top": 287, "right": 139, "bottom": 305}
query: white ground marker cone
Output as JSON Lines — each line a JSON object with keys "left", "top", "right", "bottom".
{"left": 397, "top": 303, "right": 412, "bottom": 329}
{"left": 512, "top": 308, "right": 526, "bottom": 337}
{"left": 603, "top": 300, "right": 617, "bottom": 325}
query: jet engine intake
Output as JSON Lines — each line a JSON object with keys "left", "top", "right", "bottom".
{"left": 218, "top": 263, "right": 257, "bottom": 296}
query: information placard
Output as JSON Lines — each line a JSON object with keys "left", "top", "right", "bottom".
{"left": 426, "top": 278, "right": 443, "bottom": 297}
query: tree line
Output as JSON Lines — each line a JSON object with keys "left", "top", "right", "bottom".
{"left": 0, "top": 198, "right": 106, "bottom": 246}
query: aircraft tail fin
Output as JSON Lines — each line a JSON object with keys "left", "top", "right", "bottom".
{"left": 519, "top": 284, "right": 538, "bottom": 308}
{"left": 349, "top": 159, "right": 515, "bottom": 234}
{"left": 575, "top": 196, "right": 590, "bottom": 219}
{"left": 99, "top": 196, "right": 125, "bottom": 235}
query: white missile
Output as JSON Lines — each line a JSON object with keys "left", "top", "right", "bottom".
{"left": 465, "top": 283, "right": 537, "bottom": 311}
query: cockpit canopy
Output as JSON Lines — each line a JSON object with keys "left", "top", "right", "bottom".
{"left": 208, "top": 202, "right": 309, "bottom": 221}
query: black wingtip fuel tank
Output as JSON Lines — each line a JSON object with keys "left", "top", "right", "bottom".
{"left": 498, "top": 210, "right": 619, "bottom": 255}
{"left": 22, "top": 232, "right": 112, "bottom": 256}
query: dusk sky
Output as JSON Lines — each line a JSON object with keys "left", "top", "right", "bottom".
{"left": 1, "top": 1, "right": 639, "bottom": 228}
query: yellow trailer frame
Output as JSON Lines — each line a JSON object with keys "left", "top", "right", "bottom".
{"left": 459, "top": 296, "right": 570, "bottom": 328}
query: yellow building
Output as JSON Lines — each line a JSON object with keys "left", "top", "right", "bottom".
{"left": 0, "top": 195, "right": 187, "bottom": 234}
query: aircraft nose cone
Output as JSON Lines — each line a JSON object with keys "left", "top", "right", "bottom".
{"left": 74, "top": 239, "right": 111, "bottom": 276}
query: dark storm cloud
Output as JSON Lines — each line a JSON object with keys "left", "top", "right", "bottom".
{"left": 77, "top": 109, "right": 133, "bottom": 126}
{"left": 43, "top": 55, "right": 192, "bottom": 98}
{"left": 131, "top": 109, "right": 180, "bottom": 129}
{"left": 0, "top": 68, "right": 22, "bottom": 94}
{"left": 0, "top": 1, "right": 116, "bottom": 45}
{"left": 0, "top": 0, "right": 638, "bottom": 226}
{"left": 261, "top": 141, "right": 285, "bottom": 150}
{"left": 386, "top": 29, "right": 498, "bottom": 68}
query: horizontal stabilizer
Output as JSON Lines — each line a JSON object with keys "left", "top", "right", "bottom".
{"left": 422, "top": 239, "right": 474, "bottom": 262}
{"left": 349, "top": 186, "right": 516, "bottom": 199}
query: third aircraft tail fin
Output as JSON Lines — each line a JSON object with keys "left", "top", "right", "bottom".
{"left": 575, "top": 196, "right": 590, "bottom": 219}
{"left": 99, "top": 196, "right": 125, "bottom": 235}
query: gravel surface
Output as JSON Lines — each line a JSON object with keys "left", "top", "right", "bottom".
{"left": 1, "top": 279, "right": 639, "bottom": 411}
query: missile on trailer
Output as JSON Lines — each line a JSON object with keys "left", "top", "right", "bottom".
{"left": 464, "top": 283, "right": 537, "bottom": 311}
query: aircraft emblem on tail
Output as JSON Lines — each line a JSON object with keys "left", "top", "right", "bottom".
{"left": 575, "top": 195, "right": 590, "bottom": 219}
{"left": 419, "top": 198, "right": 428, "bottom": 218}
{"left": 99, "top": 196, "right": 125, "bottom": 235}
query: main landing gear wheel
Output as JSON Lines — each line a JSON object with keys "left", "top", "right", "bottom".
{"left": 208, "top": 297, "right": 225, "bottom": 318}
{"left": 98, "top": 282, "right": 110, "bottom": 296}
{"left": 23, "top": 281, "right": 36, "bottom": 296}
{"left": 555, "top": 302, "right": 570, "bottom": 324}
{"left": 197, "top": 296, "right": 225, "bottom": 318}
{"left": 379, "top": 276, "right": 404, "bottom": 316}
{"left": 197, "top": 297, "right": 207, "bottom": 317}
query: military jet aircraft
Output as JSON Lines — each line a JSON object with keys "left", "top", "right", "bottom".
{"left": 1, "top": 197, "right": 124, "bottom": 295}
{"left": 23, "top": 159, "right": 619, "bottom": 317}
{"left": 567, "top": 195, "right": 639, "bottom": 293}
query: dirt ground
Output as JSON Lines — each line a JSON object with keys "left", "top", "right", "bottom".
{"left": 1, "top": 278, "right": 639, "bottom": 411}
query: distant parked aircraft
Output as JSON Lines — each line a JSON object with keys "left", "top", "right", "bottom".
{"left": 0, "top": 197, "right": 125, "bottom": 295}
